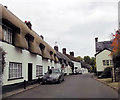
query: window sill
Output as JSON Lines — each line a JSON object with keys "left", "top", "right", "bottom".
{"left": 8, "top": 77, "right": 24, "bottom": 81}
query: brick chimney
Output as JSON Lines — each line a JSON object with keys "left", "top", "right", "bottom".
{"left": 70, "top": 52, "right": 74, "bottom": 57}
{"left": 25, "top": 21, "right": 32, "bottom": 30}
{"left": 54, "top": 46, "right": 58, "bottom": 51}
{"left": 95, "top": 37, "right": 98, "bottom": 43}
{"left": 4, "top": 6, "right": 8, "bottom": 9}
{"left": 62, "top": 48, "right": 66, "bottom": 54}
{"left": 40, "top": 35, "right": 44, "bottom": 40}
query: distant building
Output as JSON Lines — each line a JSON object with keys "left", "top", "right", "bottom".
{"left": 61, "top": 48, "right": 87, "bottom": 74}
{"left": 95, "top": 37, "right": 113, "bottom": 76}
{"left": 54, "top": 46, "right": 72, "bottom": 75}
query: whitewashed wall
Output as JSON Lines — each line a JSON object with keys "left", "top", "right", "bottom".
{"left": 1, "top": 41, "right": 43, "bottom": 86}
{"left": 96, "top": 49, "right": 112, "bottom": 72}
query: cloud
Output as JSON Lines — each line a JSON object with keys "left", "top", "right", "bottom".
{"left": 1, "top": 0, "right": 118, "bottom": 57}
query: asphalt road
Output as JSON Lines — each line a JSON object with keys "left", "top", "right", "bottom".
{"left": 9, "top": 73, "right": 118, "bottom": 98}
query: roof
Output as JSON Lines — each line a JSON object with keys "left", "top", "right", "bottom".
{"left": 96, "top": 40, "right": 113, "bottom": 52}
{"left": 56, "top": 51, "right": 71, "bottom": 62}
{"left": 65, "top": 54, "right": 81, "bottom": 62}
{"left": 0, "top": 4, "right": 57, "bottom": 61}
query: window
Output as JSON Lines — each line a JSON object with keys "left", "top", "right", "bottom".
{"left": 106, "top": 60, "right": 109, "bottom": 66}
{"left": 9, "top": 62, "right": 22, "bottom": 80}
{"left": 110, "top": 60, "right": 113, "bottom": 65}
{"left": 103, "top": 60, "right": 106, "bottom": 66}
{"left": 36, "top": 65, "right": 43, "bottom": 77}
{"left": 3, "top": 24, "right": 13, "bottom": 44}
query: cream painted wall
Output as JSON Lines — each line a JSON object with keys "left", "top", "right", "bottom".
{"left": 96, "top": 49, "right": 112, "bottom": 72}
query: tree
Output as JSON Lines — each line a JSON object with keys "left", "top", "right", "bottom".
{"left": 111, "top": 30, "right": 120, "bottom": 82}
{"left": 90, "top": 57, "right": 96, "bottom": 73}
{"left": 0, "top": 47, "right": 6, "bottom": 74}
{"left": 84, "top": 56, "right": 91, "bottom": 64}
{"left": 76, "top": 56, "right": 83, "bottom": 61}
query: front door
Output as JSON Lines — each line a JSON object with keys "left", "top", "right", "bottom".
{"left": 28, "top": 63, "right": 32, "bottom": 81}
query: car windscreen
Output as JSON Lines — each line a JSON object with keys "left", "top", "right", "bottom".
{"left": 52, "top": 69, "right": 60, "bottom": 73}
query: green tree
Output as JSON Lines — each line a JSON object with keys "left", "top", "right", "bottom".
{"left": 76, "top": 56, "right": 83, "bottom": 61}
{"left": 84, "top": 56, "right": 91, "bottom": 64}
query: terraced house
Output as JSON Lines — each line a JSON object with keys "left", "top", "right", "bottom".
{"left": 0, "top": 5, "right": 59, "bottom": 90}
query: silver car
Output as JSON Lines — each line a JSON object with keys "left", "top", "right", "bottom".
{"left": 42, "top": 69, "right": 64, "bottom": 84}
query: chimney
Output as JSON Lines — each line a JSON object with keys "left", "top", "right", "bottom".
{"left": 95, "top": 37, "right": 98, "bottom": 43}
{"left": 70, "top": 52, "right": 74, "bottom": 57}
{"left": 25, "top": 21, "right": 32, "bottom": 30}
{"left": 62, "top": 48, "right": 66, "bottom": 54}
{"left": 40, "top": 35, "right": 44, "bottom": 40}
{"left": 54, "top": 46, "right": 58, "bottom": 51}
{"left": 4, "top": 6, "right": 8, "bottom": 9}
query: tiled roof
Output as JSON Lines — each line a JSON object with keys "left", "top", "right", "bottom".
{"left": 96, "top": 40, "right": 113, "bottom": 52}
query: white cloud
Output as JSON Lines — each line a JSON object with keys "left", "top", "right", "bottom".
{"left": 1, "top": 0, "right": 119, "bottom": 57}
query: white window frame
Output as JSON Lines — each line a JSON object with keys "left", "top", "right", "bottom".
{"left": 36, "top": 65, "right": 43, "bottom": 77}
{"left": 9, "top": 62, "right": 22, "bottom": 80}
{"left": 3, "top": 24, "right": 13, "bottom": 44}
{"left": 103, "top": 60, "right": 106, "bottom": 66}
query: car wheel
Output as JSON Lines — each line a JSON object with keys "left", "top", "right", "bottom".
{"left": 58, "top": 78, "right": 61, "bottom": 84}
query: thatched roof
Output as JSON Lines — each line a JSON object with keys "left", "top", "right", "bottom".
{"left": 56, "top": 51, "right": 71, "bottom": 63}
{"left": 65, "top": 54, "right": 81, "bottom": 62}
{"left": 0, "top": 4, "right": 57, "bottom": 61}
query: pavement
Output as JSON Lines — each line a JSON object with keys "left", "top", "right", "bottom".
{"left": 93, "top": 77, "right": 119, "bottom": 91}
{"left": 3, "top": 73, "right": 118, "bottom": 98}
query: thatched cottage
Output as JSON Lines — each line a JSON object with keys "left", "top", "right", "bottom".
{"left": 0, "top": 5, "right": 59, "bottom": 91}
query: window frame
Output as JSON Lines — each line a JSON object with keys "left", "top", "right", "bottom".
{"left": 36, "top": 65, "right": 43, "bottom": 77}
{"left": 8, "top": 62, "right": 23, "bottom": 81}
{"left": 103, "top": 60, "right": 106, "bottom": 66}
{"left": 2, "top": 24, "right": 13, "bottom": 44}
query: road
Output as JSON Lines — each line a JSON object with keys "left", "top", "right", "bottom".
{"left": 9, "top": 73, "right": 118, "bottom": 98}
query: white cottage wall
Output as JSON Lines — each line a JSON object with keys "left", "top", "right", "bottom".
{"left": 1, "top": 42, "right": 42, "bottom": 86}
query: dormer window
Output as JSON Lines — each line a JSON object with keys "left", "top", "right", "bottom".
{"left": 3, "top": 24, "right": 13, "bottom": 44}
{"left": 50, "top": 51, "right": 53, "bottom": 55}
{"left": 25, "top": 33, "right": 34, "bottom": 49}
{"left": 39, "top": 43, "right": 45, "bottom": 51}
{"left": 2, "top": 18, "right": 20, "bottom": 45}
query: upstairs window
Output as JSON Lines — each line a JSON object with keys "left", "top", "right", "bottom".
{"left": 50, "top": 51, "right": 53, "bottom": 55}
{"left": 39, "top": 43, "right": 45, "bottom": 51}
{"left": 3, "top": 24, "right": 13, "bottom": 44}
{"left": 25, "top": 33, "right": 34, "bottom": 49}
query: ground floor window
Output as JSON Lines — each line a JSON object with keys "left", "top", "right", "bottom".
{"left": 9, "top": 62, "right": 22, "bottom": 80}
{"left": 36, "top": 65, "right": 43, "bottom": 77}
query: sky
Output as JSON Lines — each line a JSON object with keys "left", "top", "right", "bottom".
{"left": 1, "top": 0, "right": 119, "bottom": 57}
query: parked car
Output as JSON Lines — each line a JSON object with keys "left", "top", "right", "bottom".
{"left": 42, "top": 68, "right": 64, "bottom": 84}
{"left": 74, "top": 67, "right": 82, "bottom": 74}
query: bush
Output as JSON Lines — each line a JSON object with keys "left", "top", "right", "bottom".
{"left": 98, "top": 67, "right": 112, "bottom": 78}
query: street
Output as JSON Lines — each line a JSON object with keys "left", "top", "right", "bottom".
{"left": 8, "top": 74, "right": 118, "bottom": 98}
